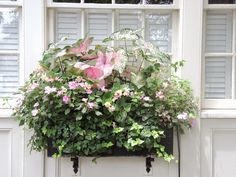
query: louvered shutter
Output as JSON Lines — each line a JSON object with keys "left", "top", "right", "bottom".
{"left": 205, "top": 57, "right": 232, "bottom": 99}
{"left": 0, "top": 55, "right": 19, "bottom": 97}
{"left": 55, "top": 10, "right": 81, "bottom": 47}
{"left": 206, "top": 11, "right": 232, "bottom": 53}
{"left": 0, "top": 9, "right": 19, "bottom": 97}
{"left": 87, "top": 11, "right": 112, "bottom": 47}
{"left": 146, "top": 14, "right": 172, "bottom": 52}
{"left": 205, "top": 11, "right": 232, "bottom": 99}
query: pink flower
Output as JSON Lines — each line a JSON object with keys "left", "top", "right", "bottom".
{"left": 190, "top": 119, "right": 197, "bottom": 127}
{"left": 100, "top": 86, "right": 108, "bottom": 92}
{"left": 155, "top": 91, "right": 165, "bottom": 100}
{"left": 87, "top": 102, "right": 95, "bottom": 109}
{"left": 63, "top": 96, "right": 70, "bottom": 104}
{"left": 32, "top": 109, "right": 39, "bottom": 116}
{"left": 177, "top": 112, "right": 188, "bottom": 120}
{"left": 69, "top": 81, "right": 79, "bottom": 90}
{"left": 114, "top": 90, "right": 122, "bottom": 99}
{"left": 86, "top": 89, "right": 93, "bottom": 94}
{"left": 27, "top": 83, "right": 39, "bottom": 92}
{"left": 44, "top": 86, "right": 57, "bottom": 94}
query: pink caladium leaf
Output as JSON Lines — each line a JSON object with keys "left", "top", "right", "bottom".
{"left": 84, "top": 67, "right": 104, "bottom": 80}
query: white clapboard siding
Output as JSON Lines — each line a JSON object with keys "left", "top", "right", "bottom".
{"left": 0, "top": 9, "right": 19, "bottom": 50}
{"left": 206, "top": 11, "right": 232, "bottom": 53}
{"left": 55, "top": 10, "right": 81, "bottom": 47}
{"left": 205, "top": 57, "right": 232, "bottom": 99}
{"left": 0, "top": 55, "right": 19, "bottom": 97}
{"left": 87, "top": 11, "right": 112, "bottom": 47}
{"left": 146, "top": 13, "right": 172, "bottom": 52}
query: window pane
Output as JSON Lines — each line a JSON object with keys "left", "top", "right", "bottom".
{"left": 146, "top": 0, "right": 173, "bottom": 4}
{"left": 55, "top": 10, "right": 81, "bottom": 47}
{"left": 84, "top": 0, "right": 111, "bottom": 3}
{"left": 87, "top": 10, "right": 112, "bottom": 46}
{"left": 205, "top": 57, "right": 232, "bottom": 99}
{"left": 205, "top": 11, "right": 232, "bottom": 53}
{"left": 53, "top": 0, "right": 81, "bottom": 2}
{"left": 146, "top": 13, "right": 172, "bottom": 52}
{"left": 116, "top": 0, "right": 142, "bottom": 4}
{"left": 0, "top": 55, "right": 19, "bottom": 97}
{"left": 0, "top": 8, "right": 18, "bottom": 50}
{"left": 209, "top": 0, "right": 235, "bottom": 4}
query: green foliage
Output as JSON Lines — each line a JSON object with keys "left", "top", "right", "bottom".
{"left": 11, "top": 29, "right": 198, "bottom": 162}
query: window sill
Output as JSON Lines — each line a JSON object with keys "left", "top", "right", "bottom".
{"left": 201, "top": 109, "right": 236, "bottom": 119}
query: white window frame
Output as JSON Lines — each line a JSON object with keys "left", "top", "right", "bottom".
{"left": 0, "top": 0, "right": 24, "bottom": 116}
{"left": 202, "top": 0, "right": 236, "bottom": 109}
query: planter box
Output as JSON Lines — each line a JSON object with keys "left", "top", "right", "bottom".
{"left": 47, "top": 128, "right": 173, "bottom": 157}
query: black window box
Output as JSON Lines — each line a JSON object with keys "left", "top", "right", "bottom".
{"left": 47, "top": 128, "right": 173, "bottom": 157}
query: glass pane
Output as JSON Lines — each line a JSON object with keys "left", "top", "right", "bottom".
{"left": 116, "top": 0, "right": 142, "bottom": 4}
{"left": 0, "top": 8, "right": 19, "bottom": 50}
{"left": 205, "top": 11, "right": 232, "bottom": 53}
{"left": 209, "top": 0, "right": 236, "bottom": 4}
{"left": 53, "top": 0, "right": 81, "bottom": 2}
{"left": 55, "top": 10, "right": 81, "bottom": 47}
{"left": 84, "top": 0, "right": 111, "bottom": 3}
{"left": 146, "top": 0, "right": 173, "bottom": 4}
{"left": 0, "top": 55, "right": 19, "bottom": 97}
{"left": 146, "top": 13, "right": 172, "bottom": 52}
{"left": 205, "top": 57, "right": 232, "bottom": 99}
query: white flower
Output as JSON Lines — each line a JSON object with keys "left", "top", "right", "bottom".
{"left": 177, "top": 112, "right": 188, "bottom": 120}
{"left": 32, "top": 109, "right": 39, "bottom": 117}
{"left": 34, "top": 102, "right": 39, "bottom": 107}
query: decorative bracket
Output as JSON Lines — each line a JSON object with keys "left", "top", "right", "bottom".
{"left": 146, "top": 156, "right": 154, "bottom": 173}
{"left": 71, "top": 156, "right": 79, "bottom": 174}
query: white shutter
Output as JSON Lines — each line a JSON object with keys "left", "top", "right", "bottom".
{"left": 55, "top": 10, "right": 81, "bottom": 47}
{"left": 0, "top": 9, "right": 19, "bottom": 97}
{"left": 145, "top": 13, "right": 172, "bottom": 52}
{"left": 206, "top": 11, "right": 232, "bottom": 53}
{"left": 205, "top": 57, "right": 232, "bottom": 99}
{"left": 117, "top": 11, "right": 141, "bottom": 31}
{"left": 87, "top": 11, "right": 112, "bottom": 46}
{"left": 0, "top": 8, "right": 19, "bottom": 50}
{"left": 0, "top": 55, "right": 19, "bottom": 97}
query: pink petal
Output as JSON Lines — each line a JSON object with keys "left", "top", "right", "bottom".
{"left": 74, "top": 62, "right": 90, "bottom": 70}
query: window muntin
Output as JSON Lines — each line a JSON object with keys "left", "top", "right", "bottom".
{"left": 0, "top": 8, "right": 19, "bottom": 98}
